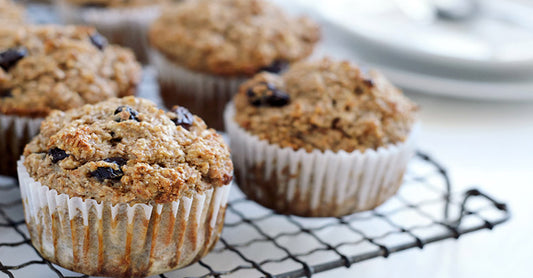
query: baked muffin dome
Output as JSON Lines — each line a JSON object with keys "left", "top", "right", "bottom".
{"left": 60, "top": 0, "right": 168, "bottom": 7}
{"left": 0, "top": 25, "right": 141, "bottom": 117}
{"left": 233, "top": 58, "right": 418, "bottom": 152}
{"left": 23, "top": 96, "right": 233, "bottom": 204}
{"left": 149, "top": 0, "right": 321, "bottom": 76}
{"left": 0, "top": 0, "right": 24, "bottom": 24}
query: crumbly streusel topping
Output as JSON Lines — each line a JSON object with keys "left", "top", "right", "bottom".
{"left": 149, "top": 0, "right": 320, "bottom": 76}
{"left": 233, "top": 58, "right": 418, "bottom": 152}
{"left": 0, "top": 0, "right": 24, "bottom": 24}
{"left": 0, "top": 25, "right": 141, "bottom": 117}
{"left": 63, "top": 0, "right": 169, "bottom": 8}
{"left": 24, "top": 97, "right": 233, "bottom": 204}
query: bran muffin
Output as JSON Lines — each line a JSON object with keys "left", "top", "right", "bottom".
{"left": 54, "top": 0, "right": 174, "bottom": 63}
{"left": 19, "top": 96, "right": 233, "bottom": 277}
{"left": 0, "top": 0, "right": 24, "bottom": 25}
{"left": 0, "top": 25, "right": 141, "bottom": 176}
{"left": 224, "top": 57, "right": 419, "bottom": 217}
{"left": 149, "top": 0, "right": 321, "bottom": 130}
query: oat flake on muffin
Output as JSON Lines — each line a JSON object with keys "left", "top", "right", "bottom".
{"left": 0, "top": 0, "right": 24, "bottom": 24}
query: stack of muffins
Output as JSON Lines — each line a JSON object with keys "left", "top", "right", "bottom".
{"left": 1, "top": 0, "right": 419, "bottom": 276}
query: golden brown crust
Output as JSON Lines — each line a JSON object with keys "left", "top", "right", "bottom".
{"left": 0, "top": 25, "right": 141, "bottom": 118}
{"left": 149, "top": 0, "right": 320, "bottom": 76}
{"left": 233, "top": 58, "right": 419, "bottom": 152}
{"left": 0, "top": 0, "right": 24, "bottom": 24}
{"left": 23, "top": 97, "right": 233, "bottom": 204}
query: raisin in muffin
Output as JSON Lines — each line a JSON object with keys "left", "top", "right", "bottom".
{"left": 0, "top": 25, "right": 141, "bottom": 176}
{"left": 19, "top": 96, "right": 233, "bottom": 277}
{"left": 54, "top": 0, "right": 173, "bottom": 63}
{"left": 0, "top": 0, "right": 24, "bottom": 25}
{"left": 224, "top": 57, "right": 419, "bottom": 217}
{"left": 149, "top": 0, "right": 321, "bottom": 130}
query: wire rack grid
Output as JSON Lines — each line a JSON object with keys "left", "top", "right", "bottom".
{"left": 0, "top": 152, "right": 509, "bottom": 278}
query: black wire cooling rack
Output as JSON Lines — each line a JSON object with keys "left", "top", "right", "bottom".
{"left": 0, "top": 152, "right": 510, "bottom": 278}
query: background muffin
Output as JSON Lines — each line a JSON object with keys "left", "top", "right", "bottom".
{"left": 54, "top": 0, "right": 173, "bottom": 63}
{"left": 0, "top": 25, "right": 141, "bottom": 176}
{"left": 19, "top": 96, "right": 233, "bottom": 277}
{"left": 149, "top": 0, "right": 320, "bottom": 130}
{"left": 225, "top": 57, "right": 418, "bottom": 217}
{"left": 0, "top": 0, "right": 24, "bottom": 24}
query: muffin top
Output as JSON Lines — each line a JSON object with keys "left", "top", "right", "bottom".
{"left": 233, "top": 58, "right": 418, "bottom": 153}
{"left": 23, "top": 97, "right": 233, "bottom": 204}
{"left": 63, "top": 0, "right": 168, "bottom": 8}
{"left": 0, "top": 0, "right": 24, "bottom": 24}
{"left": 0, "top": 25, "right": 142, "bottom": 117}
{"left": 149, "top": 0, "right": 320, "bottom": 76}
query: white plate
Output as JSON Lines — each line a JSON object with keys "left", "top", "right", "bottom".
{"left": 373, "top": 64, "right": 533, "bottom": 101}
{"left": 289, "top": 0, "right": 533, "bottom": 84}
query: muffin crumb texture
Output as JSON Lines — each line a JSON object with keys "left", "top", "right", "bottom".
{"left": 0, "top": 25, "right": 141, "bottom": 117}
{"left": 0, "top": 0, "right": 24, "bottom": 24}
{"left": 234, "top": 58, "right": 418, "bottom": 152}
{"left": 23, "top": 97, "right": 233, "bottom": 204}
{"left": 149, "top": 0, "right": 320, "bottom": 76}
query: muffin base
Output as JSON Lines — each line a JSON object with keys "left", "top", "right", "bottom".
{"left": 54, "top": 0, "right": 160, "bottom": 63}
{"left": 150, "top": 49, "right": 246, "bottom": 130}
{"left": 0, "top": 115, "right": 42, "bottom": 177}
{"left": 18, "top": 160, "right": 231, "bottom": 277}
{"left": 224, "top": 104, "right": 417, "bottom": 217}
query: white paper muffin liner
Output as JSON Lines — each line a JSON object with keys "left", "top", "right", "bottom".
{"left": 150, "top": 49, "right": 246, "bottom": 130}
{"left": 0, "top": 115, "right": 42, "bottom": 176}
{"left": 17, "top": 160, "right": 231, "bottom": 277}
{"left": 224, "top": 103, "right": 418, "bottom": 217}
{"left": 54, "top": 0, "right": 160, "bottom": 63}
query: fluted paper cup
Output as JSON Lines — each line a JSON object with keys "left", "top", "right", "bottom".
{"left": 150, "top": 49, "right": 246, "bottom": 130}
{"left": 0, "top": 115, "right": 42, "bottom": 177}
{"left": 18, "top": 160, "right": 231, "bottom": 277}
{"left": 224, "top": 103, "right": 417, "bottom": 217}
{"left": 54, "top": 0, "right": 160, "bottom": 63}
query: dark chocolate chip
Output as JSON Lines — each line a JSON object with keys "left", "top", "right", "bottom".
{"left": 114, "top": 105, "right": 139, "bottom": 122}
{"left": 90, "top": 166, "right": 123, "bottom": 181}
{"left": 354, "top": 86, "right": 364, "bottom": 95}
{"left": 170, "top": 106, "right": 194, "bottom": 130}
{"left": 247, "top": 82, "right": 290, "bottom": 107}
{"left": 89, "top": 32, "right": 107, "bottom": 50}
{"left": 104, "top": 157, "right": 127, "bottom": 166}
{"left": 0, "top": 89, "right": 12, "bottom": 98}
{"left": 259, "top": 59, "right": 289, "bottom": 74}
{"left": 0, "top": 47, "right": 27, "bottom": 71}
{"left": 48, "top": 148, "right": 69, "bottom": 163}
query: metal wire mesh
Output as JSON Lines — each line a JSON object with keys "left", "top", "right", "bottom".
{"left": 0, "top": 152, "right": 509, "bottom": 278}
